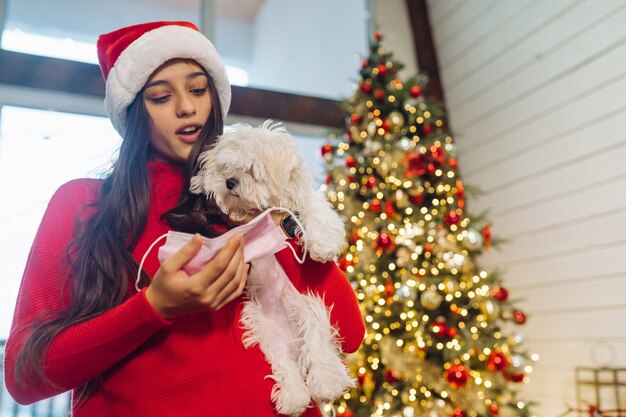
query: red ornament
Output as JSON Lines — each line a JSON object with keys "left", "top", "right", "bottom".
{"left": 349, "top": 231, "right": 360, "bottom": 244}
{"left": 455, "top": 180, "right": 464, "bottom": 198}
{"left": 345, "top": 155, "right": 357, "bottom": 168}
{"left": 455, "top": 179, "right": 465, "bottom": 209}
{"left": 504, "top": 371, "right": 525, "bottom": 383}
{"left": 374, "top": 31, "right": 383, "bottom": 42}
{"left": 366, "top": 176, "right": 377, "bottom": 189}
{"left": 385, "top": 201, "right": 395, "bottom": 217}
{"left": 369, "top": 199, "right": 381, "bottom": 212}
{"left": 422, "top": 124, "right": 433, "bottom": 136}
{"left": 447, "top": 327, "right": 458, "bottom": 338}
{"left": 357, "top": 373, "right": 365, "bottom": 386}
{"left": 409, "top": 192, "right": 424, "bottom": 205}
{"left": 337, "top": 257, "right": 353, "bottom": 271}
{"left": 431, "top": 321, "right": 449, "bottom": 339}
{"left": 325, "top": 173, "right": 332, "bottom": 185}
{"left": 489, "top": 404, "right": 500, "bottom": 415}
{"left": 405, "top": 151, "right": 428, "bottom": 178}
{"left": 384, "top": 369, "right": 399, "bottom": 382}
{"left": 381, "top": 118, "right": 390, "bottom": 132}
{"left": 452, "top": 409, "right": 468, "bottom": 417}
{"left": 449, "top": 158, "right": 458, "bottom": 169}
{"left": 376, "top": 64, "right": 388, "bottom": 76}
{"left": 338, "top": 410, "right": 356, "bottom": 417}
{"left": 410, "top": 85, "right": 422, "bottom": 97}
{"left": 430, "top": 145, "right": 445, "bottom": 163}
{"left": 492, "top": 286, "right": 509, "bottom": 302}
{"left": 483, "top": 224, "right": 492, "bottom": 250}
{"left": 347, "top": 175, "right": 356, "bottom": 183}
{"left": 360, "top": 83, "right": 372, "bottom": 94}
{"left": 361, "top": 59, "right": 369, "bottom": 69}
{"left": 349, "top": 113, "right": 361, "bottom": 124}
{"left": 385, "top": 279, "right": 394, "bottom": 298}
{"left": 513, "top": 310, "right": 527, "bottom": 325}
{"left": 446, "top": 364, "right": 470, "bottom": 388}
{"left": 487, "top": 352, "right": 510, "bottom": 372}
{"left": 512, "top": 373, "right": 525, "bottom": 382}
{"left": 445, "top": 211, "right": 460, "bottom": 226}
{"left": 375, "top": 232, "right": 395, "bottom": 252}
{"left": 374, "top": 89, "right": 386, "bottom": 100}
{"left": 321, "top": 143, "right": 332, "bottom": 156}
{"left": 423, "top": 244, "right": 433, "bottom": 254}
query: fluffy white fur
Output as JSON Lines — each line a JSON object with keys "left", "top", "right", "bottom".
{"left": 191, "top": 120, "right": 354, "bottom": 416}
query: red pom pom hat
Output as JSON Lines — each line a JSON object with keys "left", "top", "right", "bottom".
{"left": 97, "top": 21, "right": 231, "bottom": 137}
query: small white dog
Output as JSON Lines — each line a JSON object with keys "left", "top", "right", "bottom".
{"left": 190, "top": 120, "right": 354, "bottom": 416}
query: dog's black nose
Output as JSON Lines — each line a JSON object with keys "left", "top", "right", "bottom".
{"left": 225, "top": 178, "right": 239, "bottom": 190}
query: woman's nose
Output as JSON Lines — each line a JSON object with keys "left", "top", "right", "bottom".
{"left": 177, "top": 95, "right": 196, "bottom": 117}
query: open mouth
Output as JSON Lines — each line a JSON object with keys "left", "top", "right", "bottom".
{"left": 176, "top": 124, "right": 202, "bottom": 143}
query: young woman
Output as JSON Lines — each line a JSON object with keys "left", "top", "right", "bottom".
{"left": 4, "top": 21, "right": 365, "bottom": 416}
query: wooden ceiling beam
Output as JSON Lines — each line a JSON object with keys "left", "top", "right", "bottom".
{"left": 0, "top": 49, "right": 344, "bottom": 128}
{"left": 405, "top": 0, "right": 446, "bottom": 110}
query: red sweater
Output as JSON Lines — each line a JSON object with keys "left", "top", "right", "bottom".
{"left": 4, "top": 161, "right": 365, "bottom": 416}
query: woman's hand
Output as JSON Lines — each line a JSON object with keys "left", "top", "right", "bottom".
{"left": 145, "top": 233, "right": 249, "bottom": 319}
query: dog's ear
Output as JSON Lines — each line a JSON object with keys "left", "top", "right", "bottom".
{"left": 190, "top": 174, "right": 204, "bottom": 194}
{"left": 283, "top": 154, "right": 313, "bottom": 212}
{"left": 249, "top": 158, "right": 268, "bottom": 183}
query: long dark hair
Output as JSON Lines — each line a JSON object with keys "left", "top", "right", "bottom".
{"left": 14, "top": 61, "right": 226, "bottom": 401}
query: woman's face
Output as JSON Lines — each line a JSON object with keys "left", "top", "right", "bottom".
{"left": 143, "top": 59, "right": 213, "bottom": 163}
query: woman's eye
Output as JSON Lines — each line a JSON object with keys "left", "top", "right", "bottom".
{"left": 150, "top": 95, "right": 170, "bottom": 103}
{"left": 191, "top": 88, "right": 208, "bottom": 95}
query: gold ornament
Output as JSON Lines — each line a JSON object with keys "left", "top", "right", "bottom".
{"left": 349, "top": 126, "right": 363, "bottom": 144}
{"left": 395, "top": 247, "right": 411, "bottom": 267}
{"left": 376, "top": 161, "right": 389, "bottom": 177}
{"left": 442, "top": 278, "right": 458, "bottom": 295}
{"left": 463, "top": 228, "right": 483, "bottom": 251}
{"left": 420, "top": 287, "right": 443, "bottom": 310}
{"left": 480, "top": 299, "right": 500, "bottom": 319}
{"left": 367, "top": 121, "right": 377, "bottom": 136}
{"left": 510, "top": 354, "right": 526, "bottom": 373}
{"left": 445, "top": 142, "right": 458, "bottom": 158}
{"left": 395, "top": 190, "right": 409, "bottom": 209}
{"left": 387, "top": 111, "right": 405, "bottom": 132}
{"left": 399, "top": 136, "right": 412, "bottom": 150}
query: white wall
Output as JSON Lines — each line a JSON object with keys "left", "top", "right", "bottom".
{"left": 370, "top": 0, "right": 418, "bottom": 79}
{"left": 427, "top": 0, "right": 626, "bottom": 415}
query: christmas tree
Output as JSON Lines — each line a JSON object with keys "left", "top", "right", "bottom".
{"left": 322, "top": 31, "right": 538, "bottom": 417}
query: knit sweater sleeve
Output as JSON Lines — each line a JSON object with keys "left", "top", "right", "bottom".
{"left": 274, "top": 244, "right": 366, "bottom": 353}
{"left": 4, "top": 180, "right": 172, "bottom": 405}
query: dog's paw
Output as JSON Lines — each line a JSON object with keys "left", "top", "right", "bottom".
{"left": 273, "top": 380, "right": 311, "bottom": 416}
{"left": 305, "top": 229, "right": 344, "bottom": 262}
{"left": 306, "top": 363, "right": 355, "bottom": 403}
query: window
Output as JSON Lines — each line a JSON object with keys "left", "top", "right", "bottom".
{"left": 0, "top": 105, "right": 120, "bottom": 339}
{"left": 214, "top": 0, "right": 370, "bottom": 98}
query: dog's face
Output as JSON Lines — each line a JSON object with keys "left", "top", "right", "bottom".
{"left": 191, "top": 121, "right": 312, "bottom": 222}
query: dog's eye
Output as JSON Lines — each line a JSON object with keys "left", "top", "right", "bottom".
{"left": 225, "top": 178, "right": 239, "bottom": 190}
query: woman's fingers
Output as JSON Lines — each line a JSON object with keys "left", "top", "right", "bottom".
{"left": 160, "top": 233, "right": 203, "bottom": 274}
{"left": 203, "top": 247, "right": 243, "bottom": 304}
{"left": 215, "top": 262, "right": 250, "bottom": 310}
{"left": 213, "top": 260, "right": 245, "bottom": 309}
{"left": 190, "top": 234, "right": 242, "bottom": 287}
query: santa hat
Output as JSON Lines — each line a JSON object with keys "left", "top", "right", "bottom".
{"left": 97, "top": 21, "right": 231, "bottom": 137}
